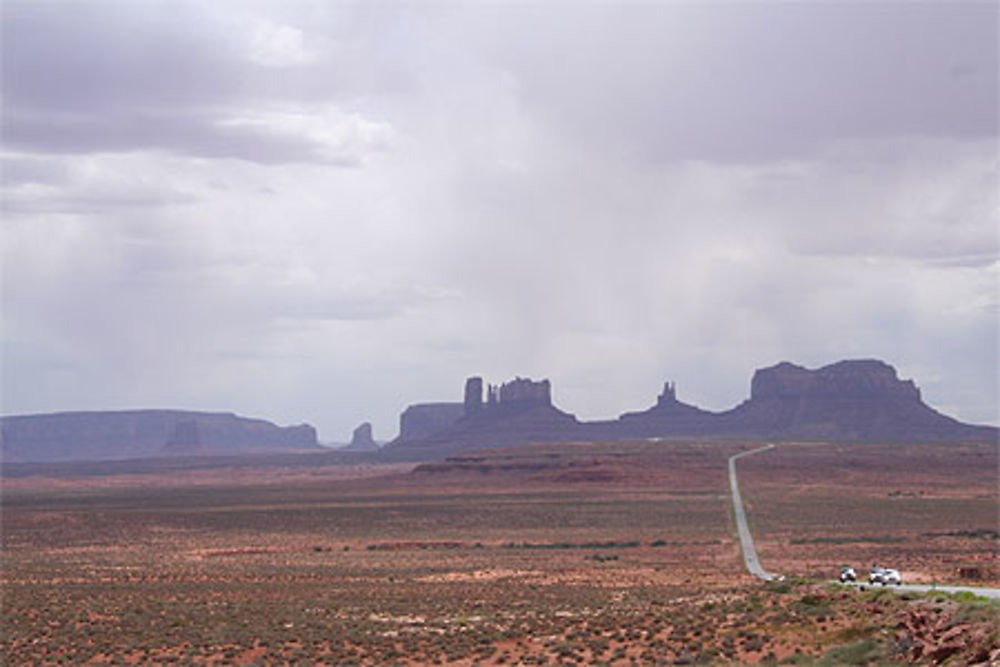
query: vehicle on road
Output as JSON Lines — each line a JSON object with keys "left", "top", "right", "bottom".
{"left": 869, "top": 566, "right": 901, "bottom": 585}
{"left": 839, "top": 566, "right": 856, "bottom": 583}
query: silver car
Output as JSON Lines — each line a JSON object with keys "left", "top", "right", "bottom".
{"left": 869, "top": 567, "right": 901, "bottom": 585}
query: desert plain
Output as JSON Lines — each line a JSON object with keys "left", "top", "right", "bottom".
{"left": 2, "top": 439, "right": 998, "bottom": 664}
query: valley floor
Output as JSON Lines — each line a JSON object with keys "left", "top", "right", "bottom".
{"left": 2, "top": 440, "right": 997, "bottom": 664}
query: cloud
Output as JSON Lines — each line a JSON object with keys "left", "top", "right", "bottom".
{"left": 1, "top": 156, "right": 70, "bottom": 187}
{"left": 244, "top": 18, "right": 313, "bottom": 68}
{"left": 2, "top": 103, "right": 393, "bottom": 166}
{"left": 1, "top": 1, "right": 996, "bottom": 440}
{"left": 456, "top": 2, "right": 997, "bottom": 163}
{"left": 0, "top": 1, "right": 397, "bottom": 164}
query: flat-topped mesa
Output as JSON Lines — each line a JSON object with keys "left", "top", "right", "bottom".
{"left": 0, "top": 410, "right": 320, "bottom": 463}
{"left": 751, "top": 359, "right": 921, "bottom": 401}
{"left": 463, "top": 376, "right": 554, "bottom": 417}
{"left": 397, "top": 403, "right": 465, "bottom": 442}
{"left": 496, "top": 377, "right": 551, "bottom": 405}
{"left": 722, "top": 359, "right": 973, "bottom": 440}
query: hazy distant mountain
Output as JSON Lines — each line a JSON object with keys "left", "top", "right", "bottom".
{"left": 380, "top": 360, "right": 998, "bottom": 460}
{"left": 6, "top": 359, "right": 993, "bottom": 465}
{"left": 0, "top": 410, "right": 320, "bottom": 463}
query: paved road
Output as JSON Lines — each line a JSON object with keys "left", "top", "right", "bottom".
{"left": 728, "top": 444, "right": 781, "bottom": 581}
{"left": 727, "top": 442, "right": 1000, "bottom": 599}
{"left": 842, "top": 581, "right": 1000, "bottom": 600}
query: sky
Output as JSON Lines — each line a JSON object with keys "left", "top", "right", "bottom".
{"left": 2, "top": 1, "right": 997, "bottom": 443}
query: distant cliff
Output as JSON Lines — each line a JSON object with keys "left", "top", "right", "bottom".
{"left": 381, "top": 361, "right": 997, "bottom": 460}
{"left": 716, "top": 359, "right": 994, "bottom": 441}
{"left": 0, "top": 410, "right": 320, "bottom": 463}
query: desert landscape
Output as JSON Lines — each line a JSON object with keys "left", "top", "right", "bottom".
{"left": 3, "top": 439, "right": 997, "bottom": 664}
{"left": 5, "top": 1, "right": 998, "bottom": 664}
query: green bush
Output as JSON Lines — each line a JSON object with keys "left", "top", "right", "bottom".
{"left": 817, "top": 638, "right": 886, "bottom": 665}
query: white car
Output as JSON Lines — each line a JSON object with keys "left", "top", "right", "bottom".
{"left": 839, "top": 566, "right": 856, "bottom": 583}
{"left": 869, "top": 567, "right": 901, "bottom": 585}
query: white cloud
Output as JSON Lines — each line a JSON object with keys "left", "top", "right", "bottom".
{"left": 215, "top": 105, "right": 395, "bottom": 164}
{"left": 245, "top": 19, "right": 313, "bottom": 68}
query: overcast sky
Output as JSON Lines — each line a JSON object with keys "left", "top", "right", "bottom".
{"left": 2, "top": 1, "right": 997, "bottom": 442}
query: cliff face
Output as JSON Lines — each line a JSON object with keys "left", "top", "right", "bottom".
{"left": 0, "top": 410, "right": 319, "bottom": 463}
{"left": 750, "top": 360, "right": 920, "bottom": 401}
{"left": 720, "top": 359, "right": 985, "bottom": 440}
{"left": 396, "top": 403, "right": 465, "bottom": 443}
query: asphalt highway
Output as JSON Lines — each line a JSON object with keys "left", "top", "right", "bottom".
{"left": 727, "top": 443, "right": 1000, "bottom": 599}
{"left": 842, "top": 581, "right": 1000, "bottom": 600}
{"left": 728, "top": 443, "right": 781, "bottom": 582}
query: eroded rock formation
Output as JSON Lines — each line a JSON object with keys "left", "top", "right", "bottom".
{"left": 382, "top": 361, "right": 997, "bottom": 461}
{"left": 383, "top": 376, "right": 578, "bottom": 459}
{"left": 342, "top": 422, "right": 379, "bottom": 451}
{"left": 614, "top": 380, "right": 716, "bottom": 436}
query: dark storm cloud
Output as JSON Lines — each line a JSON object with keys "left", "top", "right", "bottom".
{"left": 0, "top": 0, "right": 393, "bottom": 164}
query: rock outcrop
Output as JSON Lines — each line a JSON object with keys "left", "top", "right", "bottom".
{"left": 614, "top": 381, "right": 718, "bottom": 436}
{"left": 7, "top": 359, "right": 991, "bottom": 464}
{"left": 490, "top": 377, "right": 552, "bottom": 409}
{"left": 717, "top": 359, "right": 992, "bottom": 441}
{"left": 341, "top": 422, "right": 379, "bottom": 451}
{"left": 463, "top": 377, "right": 484, "bottom": 416}
{"left": 462, "top": 376, "right": 555, "bottom": 415}
{"left": 382, "top": 376, "right": 580, "bottom": 459}
{"left": 381, "top": 361, "right": 997, "bottom": 461}
{"left": 0, "top": 410, "right": 320, "bottom": 463}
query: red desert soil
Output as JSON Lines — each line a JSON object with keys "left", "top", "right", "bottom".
{"left": 2, "top": 439, "right": 997, "bottom": 664}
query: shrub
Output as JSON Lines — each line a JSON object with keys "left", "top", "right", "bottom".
{"left": 818, "top": 639, "right": 886, "bottom": 665}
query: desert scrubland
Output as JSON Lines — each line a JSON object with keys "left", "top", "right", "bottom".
{"left": 2, "top": 440, "right": 997, "bottom": 664}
